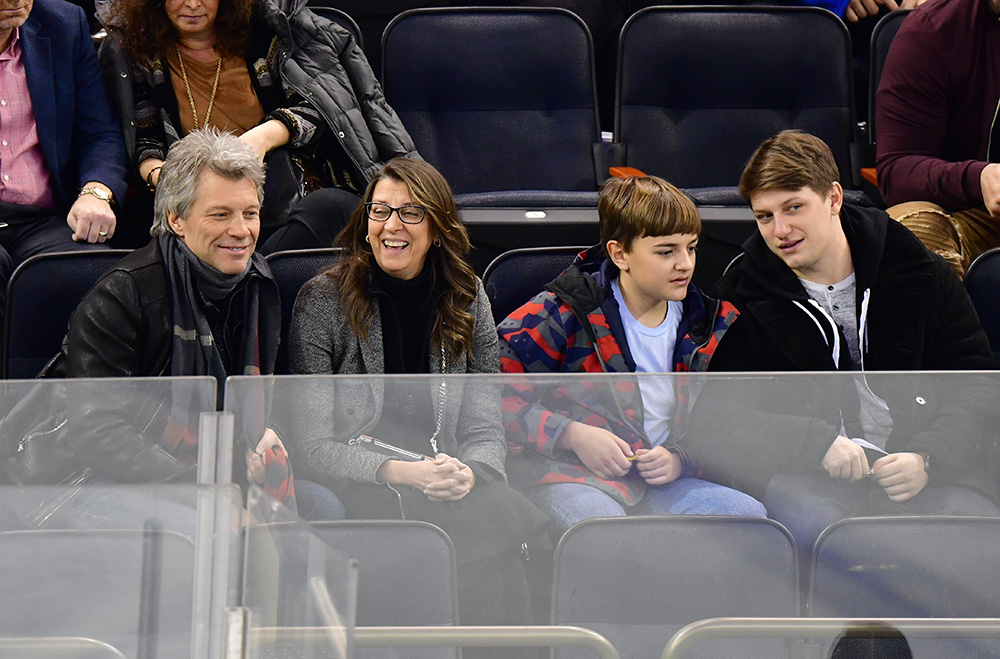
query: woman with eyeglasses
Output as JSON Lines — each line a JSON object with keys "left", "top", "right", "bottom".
{"left": 287, "top": 158, "right": 549, "bottom": 643}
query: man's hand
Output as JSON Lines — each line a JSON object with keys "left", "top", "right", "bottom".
{"left": 556, "top": 421, "right": 634, "bottom": 479}
{"left": 67, "top": 182, "right": 115, "bottom": 243}
{"left": 981, "top": 163, "right": 1000, "bottom": 216}
{"left": 822, "top": 436, "right": 870, "bottom": 481}
{"left": 873, "top": 452, "right": 929, "bottom": 502}
{"left": 634, "top": 446, "right": 682, "bottom": 486}
{"left": 844, "top": 0, "right": 887, "bottom": 22}
{"left": 246, "top": 428, "right": 286, "bottom": 485}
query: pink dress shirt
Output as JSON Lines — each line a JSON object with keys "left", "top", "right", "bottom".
{"left": 0, "top": 28, "right": 56, "bottom": 209}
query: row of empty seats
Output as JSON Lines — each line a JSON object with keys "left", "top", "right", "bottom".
{"left": 6, "top": 508, "right": 1000, "bottom": 658}
{"left": 378, "top": 6, "right": 858, "bottom": 207}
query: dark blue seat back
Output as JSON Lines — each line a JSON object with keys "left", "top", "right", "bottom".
{"left": 810, "top": 517, "right": 1000, "bottom": 657}
{"left": 483, "top": 246, "right": 586, "bottom": 325}
{"left": 3, "top": 249, "right": 131, "bottom": 379}
{"left": 382, "top": 8, "right": 601, "bottom": 196}
{"left": 811, "top": 516, "right": 1000, "bottom": 618}
{"left": 309, "top": 520, "right": 459, "bottom": 659}
{"left": 869, "top": 9, "right": 912, "bottom": 143}
{"left": 265, "top": 248, "right": 341, "bottom": 373}
{"left": 308, "top": 5, "right": 364, "bottom": 49}
{"left": 964, "top": 247, "right": 1000, "bottom": 362}
{"left": 553, "top": 517, "right": 799, "bottom": 659}
{"left": 616, "top": 6, "right": 856, "bottom": 190}
{"left": 0, "top": 528, "right": 195, "bottom": 657}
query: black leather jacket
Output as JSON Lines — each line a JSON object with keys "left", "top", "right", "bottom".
{"left": 34, "top": 241, "right": 195, "bottom": 484}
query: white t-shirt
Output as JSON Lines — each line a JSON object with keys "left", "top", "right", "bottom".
{"left": 612, "top": 278, "right": 682, "bottom": 447}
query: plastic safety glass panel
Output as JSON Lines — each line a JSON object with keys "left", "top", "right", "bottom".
{"left": 225, "top": 371, "right": 1000, "bottom": 659}
{"left": 242, "top": 486, "right": 358, "bottom": 659}
{"left": 0, "top": 376, "right": 218, "bottom": 485}
{"left": 0, "top": 482, "right": 244, "bottom": 659}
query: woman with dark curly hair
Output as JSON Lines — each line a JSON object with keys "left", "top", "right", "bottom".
{"left": 102, "top": 0, "right": 419, "bottom": 252}
{"left": 287, "top": 158, "right": 549, "bottom": 641}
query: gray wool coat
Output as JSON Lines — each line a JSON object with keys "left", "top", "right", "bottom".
{"left": 285, "top": 271, "right": 507, "bottom": 488}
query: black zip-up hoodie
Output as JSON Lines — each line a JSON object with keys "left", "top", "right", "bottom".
{"left": 683, "top": 204, "right": 999, "bottom": 502}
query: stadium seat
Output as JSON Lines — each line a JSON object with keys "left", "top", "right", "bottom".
{"left": 615, "top": 6, "right": 857, "bottom": 205}
{"left": 294, "top": 520, "right": 459, "bottom": 659}
{"left": 859, "top": 8, "right": 912, "bottom": 187}
{"left": 810, "top": 516, "right": 1000, "bottom": 657}
{"left": 553, "top": 517, "right": 799, "bottom": 659}
{"left": 265, "top": 248, "right": 341, "bottom": 373}
{"left": 309, "top": 5, "right": 364, "bottom": 49}
{"left": 483, "top": 246, "right": 586, "bottom": 325}
{"left": 0, "top": 528, "right": 195, "bottom": 657}
{"left": 964, "top": 247, "right": 1000, "bottom": 363}
{"left": 382, "top": 7, "right": 603, "bottom": 207}
{"left": 3, "top": 250, "right": 131, "bottom": 379}
{"left": 869, "top": 9, "right": 912, "bottom": 148}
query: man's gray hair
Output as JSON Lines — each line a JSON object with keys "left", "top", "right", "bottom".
{"left": 151, "top": 128, "right": 266, "bottom": 236}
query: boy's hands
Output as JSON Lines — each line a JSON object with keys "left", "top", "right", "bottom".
{"left": 634, "top": 446, "right": 682, "bottom": 486}
{"left": 557, "top": 421, "right": 635, "bottom": 479}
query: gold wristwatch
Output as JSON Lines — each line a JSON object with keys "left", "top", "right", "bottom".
{"left": 78, "top": 186, "right": 114, "bottom": 207}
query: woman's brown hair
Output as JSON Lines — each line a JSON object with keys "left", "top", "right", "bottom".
{"left": 332, "top": 158, "right": 480, "bottom": 362}
{"left": 116, "top": 0, "right": 254, "bottom": 62}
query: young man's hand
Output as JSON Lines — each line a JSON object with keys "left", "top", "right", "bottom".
{"left": 873, "top": 452, "right": 929, "bottom": 502}
{"left": 822, "top": 436, "right": 870, "bottom": 481}
{"left": 634, "top": 446, "right": 681, "bottom": 486}
{"left": 981, "top": 163, "right": 1000, "bottom": 216}
{"left": 557, "top": 421, "right": 634, "bottom": 479}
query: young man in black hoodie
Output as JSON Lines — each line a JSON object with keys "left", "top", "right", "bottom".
{"left": 686, "top": 130, "right": 1000, "bottom": 559}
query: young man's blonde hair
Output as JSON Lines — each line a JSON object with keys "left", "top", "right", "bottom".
{"left": 738, "top": 130, "right": 841, "bottom": 203}
{"left": 599, "top": 175, "right": 700, "bottom": 252}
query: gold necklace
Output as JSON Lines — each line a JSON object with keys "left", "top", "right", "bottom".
{"left": 176, "top": 46, "right": 222, "bottom": 130}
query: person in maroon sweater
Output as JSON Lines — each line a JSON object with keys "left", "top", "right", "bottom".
{"left": 875, "top": 0, "right": 1000, "bottom": 276}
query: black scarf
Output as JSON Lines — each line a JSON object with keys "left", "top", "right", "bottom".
{"left": 159, "top": 233, "right": 280, "bottom": 386}
{"left": 157, "top": 234, "right": 294, "bottom": 507}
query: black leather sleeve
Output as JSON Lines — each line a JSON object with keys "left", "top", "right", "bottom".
{"left": 62, "top": 271, "right": 193, "bottom": 483}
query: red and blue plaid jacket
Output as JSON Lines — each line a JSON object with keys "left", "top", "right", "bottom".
{"left": 497, "top": 247, "right": 737, "bottom": 505}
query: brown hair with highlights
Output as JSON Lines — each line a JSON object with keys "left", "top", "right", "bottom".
{"left": 599, "top": 175, "right": 700, "bottom": 254}
{"left": 738, "top": 130, "right": 841, "bottom": 203}
{"left": 332, "top": 158, "right": 479, "bottom": 361}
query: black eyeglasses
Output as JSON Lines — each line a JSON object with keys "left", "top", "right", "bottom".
{"left": 365, "top": 202, "right": 428, "bottom": 225}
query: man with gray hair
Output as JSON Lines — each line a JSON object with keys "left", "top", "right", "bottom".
{"left": 22, "top": 128, "right": 344, "bottom": 523}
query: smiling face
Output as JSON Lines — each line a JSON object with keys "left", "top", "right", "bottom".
{"left": 0, "top": 0, "right": 32, "bottom": 49}
{"left": 167, "top": 170, "right": 260, "bottom": 275}
{"left": 608, "top": 233, "right": 698, "bottom": 323}
{"left": 367, "top": 177, "right": 434, "bottom": 281}
{"left": 165, "top": 0, "right": 219, "bottom": 41}
{"left": 750, "top": 183, "right": 852, "bottom": 283}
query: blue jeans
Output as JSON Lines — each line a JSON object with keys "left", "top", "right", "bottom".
{"left": 764, "top": 472, "right": 1000, "bottom": 568}
{"left": 294, "top": 480, "right": 346, "bottom": 521}
{"left": 527, "top": 478, "right": 767, "bottom": 538}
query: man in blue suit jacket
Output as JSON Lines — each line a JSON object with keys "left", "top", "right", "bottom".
{"left": 0, "top": 0, "right": 126, "bottom": 288}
